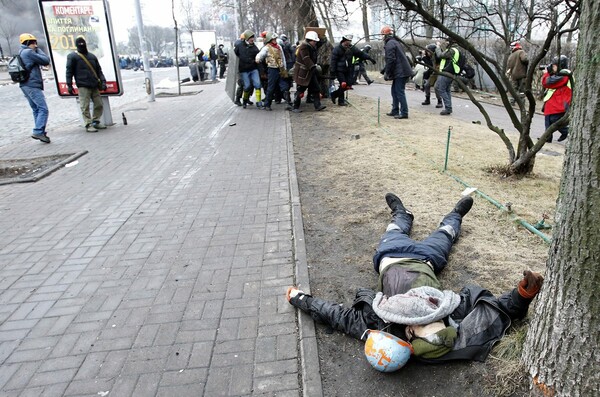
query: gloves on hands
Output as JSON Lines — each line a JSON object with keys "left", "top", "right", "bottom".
{"left": 101, "top": 83, "right": 107, "bottom": 91}
{"left": 518, "top": 270, "right": 544, "bottom": 299}
{"left": 67, "top": 85, "right": 74, "bottom": 95}
{"left": 369, "top": 58, "right": 376, "bottom": 65}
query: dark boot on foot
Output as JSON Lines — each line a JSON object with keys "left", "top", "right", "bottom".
{"left": 385, "top": 193, "right": 407, "bottom": 214}
{"left": 452, "top": 196, "right": 474, "bottom": 217}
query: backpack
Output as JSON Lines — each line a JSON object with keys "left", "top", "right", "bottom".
{"left": 461, "top": 63, "right": 476, "bottom": 79}
{"left": 8, "top": 52, "right": 30, "bottom": 83}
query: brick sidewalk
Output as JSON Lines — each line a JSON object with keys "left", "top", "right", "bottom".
{"left": 0, "top": 84, "right": 321, "bottom": 396}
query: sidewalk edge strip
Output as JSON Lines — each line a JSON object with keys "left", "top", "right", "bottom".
{"left": 285, "top": 110, "right": 324, "bottom": 397}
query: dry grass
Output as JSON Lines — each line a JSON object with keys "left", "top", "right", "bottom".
{"left": 292, "top": 91, "right": 564, "bottom": 396}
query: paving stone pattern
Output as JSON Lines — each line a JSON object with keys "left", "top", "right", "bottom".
{"left": 0, "top": 84, "right": 310, "bottom": 396}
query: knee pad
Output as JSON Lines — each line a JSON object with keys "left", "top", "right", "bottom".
{"left": 438, "top": 224, "right": 456, "bottom": 240}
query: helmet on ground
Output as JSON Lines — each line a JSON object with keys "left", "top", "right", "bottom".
{"left": 426, "top": 43, "right": 437, "bottom": 53}
{"left": 341, "top": 33, "right": 353, "bottom": 42}
{"left": 20, "top": 33, "right": 37, "bottom": 44}
{"left": 551, "top": 55, "right": 569, "bottom": 69}
{"left": 364, "top": 330, "right": 413, "bottom": 372}
{"left": 305, "top": 31, "right": 320, "bottom": 42}
{"left": 380, "top": 26, "right": 393, "bottom": 36}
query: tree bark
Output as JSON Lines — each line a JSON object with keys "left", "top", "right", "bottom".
{"left": 361, "top": 0, "right": 370, "bottom": 42}
{"left": 522, "top": 1, "right": 600, "bottom": 395}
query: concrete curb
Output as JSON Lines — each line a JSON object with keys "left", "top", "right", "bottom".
{"left": 0, "top": 150, "right": 88, "bottom": 186}
{"left": 285, "top": 110, "right": 324, "bottom": 397}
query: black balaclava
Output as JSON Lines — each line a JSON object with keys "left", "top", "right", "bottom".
{"left": 76, "top": 37, "right": 88, "bottom": 54}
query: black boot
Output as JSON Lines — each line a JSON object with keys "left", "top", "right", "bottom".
{"left": 385, "top": 193, "right": 413, "bottom": 218}
{"left": 452, "top": 196, "right": 474, "bottom": 217}
{"left": 330, "top": 90, "right": 337, "bottom": 104}
{"left": 421, "top": 96, "right": 430, "bottom": 105}
{"left": 435, "top": 99, "right": 443, "bottom": 108}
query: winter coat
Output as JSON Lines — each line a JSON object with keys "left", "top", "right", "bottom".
{"left": 293, "top": 41, "right": 319, "bottom": 87}
{"left": 330, "top": 43, "right": 371, "bottom": 75}
{"left": 19, "top": 44, "right": 50, "bottom": 90}
{"left": 234, "top": 40, "right": 259, "bottom": 73}
{"left": 282, "top": 41, "right": 295, "bottom": 69}
{"left": 66, "top": 51, "right": 106, "bottom": 89}
{"left": 209, "top": 46, "right": 218, "bottom": 61}
{"left": 256, "top": 43, "right": 286, "bottom": 69}
{"left": 436, "top": 45, "right": 461, "bottom": 74}
{"left": 382, "top": 37, "right": 412, "bottom": 80}
{"left": 542, "top": 71, "right": 572, "bottom": 115}
{"left": 296, "top": 283, "right": 532, "bottom": 362}
{"left": 507, "top": 48, "right": 529, "bottom": 81}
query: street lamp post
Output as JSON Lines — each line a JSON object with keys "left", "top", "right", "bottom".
{"left": 134, "top": 0, "right": 155, "bottom": 101}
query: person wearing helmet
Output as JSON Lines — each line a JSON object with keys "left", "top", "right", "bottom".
{"left": 380, "top": 26, "right": 412, "bottom": 119}
{"left": 352, "top": 44, "right": 374, "bottom": 85}
{"left": 256, "top": 32, "right": 290, "bottom": 110}
{"left": 291, "top": 30, "right": 327, "bottom": 113}
{"left": 234, "top": 30, "right": 264, "bottom": 109}
{"left": 66, "top": 37, "right": 108, "bottom": 132}
{"left": 435, "top": 36, "right": 463, "bottom": 115}
{"left": 421, "top": 43, "right": 443, "bottom": 107}
{"left": 506, "top": 41, "right": 529, "bottom": 105}
{"left": 542, "top": 55, "right": 572, "bottom": 142}
{"left": 18, "top": 33, "right": 51, "bottom": 143}
{"left": 330, "top": 34, "right": 376, "bottom": 106}
{"left": 286, "top": 192, "right": 544, "bottom": 364}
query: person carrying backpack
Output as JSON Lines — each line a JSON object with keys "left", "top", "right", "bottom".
{"left": 18, "top": 33, "right": 51, "bottom": 143}
{"left": 435, "top": 37, "right": 462, "bottom": 116}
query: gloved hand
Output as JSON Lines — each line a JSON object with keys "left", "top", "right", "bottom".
{"left": 101, "top": 82, "right": 107, "bottom": 91}
{"left": 518, "top": 270, "right": 544, "bottom": 299}
{"left": 369, "top": 58, "right": 376, "bottom": 65}
{"left": 380, "top": 67, "right": 385, "bottom": 75}
{"left": 67, "top": 85, "right": 74, "bottom": 95}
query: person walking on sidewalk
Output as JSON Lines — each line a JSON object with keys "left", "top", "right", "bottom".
{"left": 18, "top": 33, "right": 51, "bottom": 143}
{"left": 381, "top": 26, "right": 412, "bottom": 119}
{"left": 353, "top": 44, "right": 375, "bottom": 85}
{"left": 256, "top": 32, "right": 289, "bottom": 111}
{"left": 66, "top": 37, "right": 107, "bottom": 132}
{"left": 435, "top": 37, "right": 462, "bottom": 116}
{"left": 234, "top": 30, "right": 264, "bottom": 109}
{"left": 286, "top": 193, "right": 544, "bottom": 363}
{"left": 208, "top": 43, "right": 218, "bottom": 81}
{"left": 217, "top": 44, "right": 228, "bottom": 79}
{"left": 291, "top": 31, "right": 327, "bottom": 113}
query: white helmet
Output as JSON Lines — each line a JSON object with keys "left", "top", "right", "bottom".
{"left": 305, "top": 31, "right": 320, "bottom": 42}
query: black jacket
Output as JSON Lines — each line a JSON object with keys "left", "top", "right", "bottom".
{"left": 330, "top": 44, "right": 371, "bottom": 75}
{"left": 209, "top": 46, "right": 218, "bottom": 61}
{"left": 291, "top": 284, "right": 533, "bottom": 363}
{"left": 383, "top": 37, "right": 412, "bottom": 80}
{"left": 66, "top": 51, "right": 106, "bottom": 89}
{"left": 234, "top": 40, "right": 259, "bottom": 73}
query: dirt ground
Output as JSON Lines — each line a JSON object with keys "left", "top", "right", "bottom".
{"left": 290, "top": 93, "right": 563, "bottom": 396}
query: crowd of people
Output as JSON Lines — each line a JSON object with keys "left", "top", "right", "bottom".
{"left": 15, "top": 27, "right": 572, "bottom": 145}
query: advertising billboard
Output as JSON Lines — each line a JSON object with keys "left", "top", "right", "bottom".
{"left": 37, "top": 0, "right": 123, "bottom": 96}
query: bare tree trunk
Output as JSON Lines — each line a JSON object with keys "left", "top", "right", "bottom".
{"left": 525, "top": 0, "right": 535, "bottom": 40}
{"left": 361, "top": 0, "right": 370, "bottom": 42}
{"left": 298, "top": 0, "right": 318, "bottom": 28}
{"left": 522, "top": 1, "right": 600, "bottom": 396}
